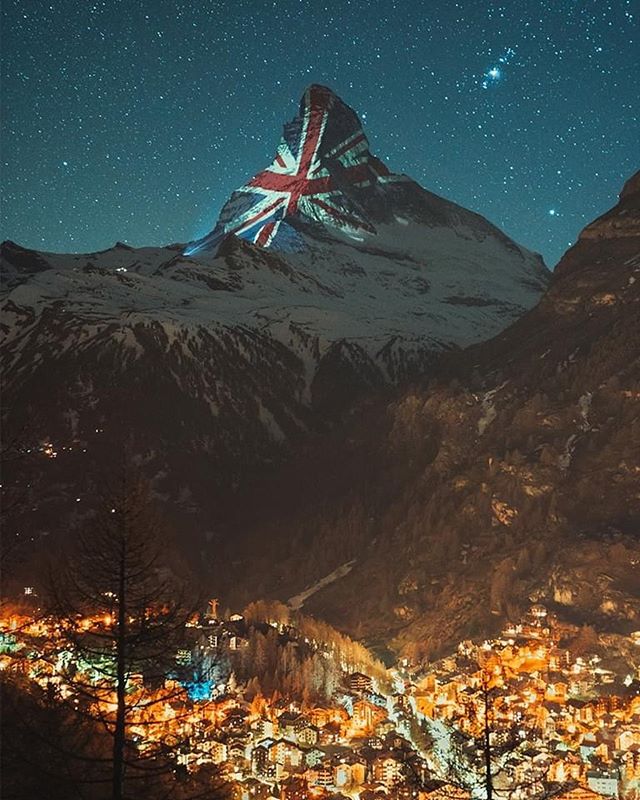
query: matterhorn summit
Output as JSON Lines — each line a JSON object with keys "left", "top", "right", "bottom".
{"left": 185, "top": 84, "right": 408, "bottom": 255}
{"left": 185, "top": 86, "right": 550, "bottom": 316}
{"left": 179, "top": 85, "right": 550, "bottom": 354}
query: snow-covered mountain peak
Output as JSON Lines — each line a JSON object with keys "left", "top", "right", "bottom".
{"left": 177, "top": 84, "right": 548, "bottom": 329}
{"left": 184, "top": 83, "right": 403, "bottom": 256}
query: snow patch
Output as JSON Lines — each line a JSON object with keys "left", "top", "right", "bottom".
{"left": 559, "top": 391, "right": 593, "bottom": 469}
{"left": 578, "top": 391, "right": 593, "bottom": 431}
{"left": 477, "top": 381, "right": 508, "bottom": 435}
{"left": 287, "top": 560, "right": 356, "bottom": 610}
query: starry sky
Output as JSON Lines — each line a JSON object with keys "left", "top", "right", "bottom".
{"left": 1, "top": 0, "right": 637, "bottom": 267}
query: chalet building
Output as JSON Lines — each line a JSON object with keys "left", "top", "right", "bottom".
{"left": 414, "top": 694, "right": 436, "bottom": 718}
{"left": 227, "top": 736, "right": 251, "bottom": 762}
{"left": 303, "top": 747, "right": 324, "bottom": 768}
{"left": 305, "top": 763, "right": 333, "bottom": 787}
{"left": 376, "top": 718, "right": 396, "bottom": 736}
{"left": 395, "top": 713, "right": 413, "bottom": 738}
{"left": 570, "top": 677, "right": 594, "bottom": 696}
{"left": 278, "top": 711, "right": 306, "bottom": 741}
{"left": 176, "top": 749, "right": 198, "bottom": 771}
{"left": 296, "top": 724, "right": 319, "bottom": 746}
{"left": 348, "top": 671, "right": 373, "bottom": 693}
{"left": 587, "top": 767, "right": 620, "bottom": 798}
{"left": 546, "top": 681, "right": 569, "bottom": 702}
{"left": 392, "top": 691, "right": 409, "bottom": 710}
{"left": 622, "top": 743, "right": 640, "bottom": 781}
{"left": 352, "top": 698, "right": 387, "bottom": 731}
{"left": 547, "top": 753, "right": 584, "bottom": 783}
{"left": 570, "top": 700, "right": 595, "bottom": 725}
{"left": 372, "top": 752, "right": 404, "bottom": 788}
{"left": 280, "top": 777, "right": 310, "bottom": 800}
{"left": 385, "top": 732, "right": 411, "bottom": 751}
{"left": 510, "top": 750, "right": 550, "bottom": 785}
{"left": 251, "top": 717, "right": 275, "bottom": 740}
{"left": 251, "top": 743, "right": 270, "bottom": 775}
{"left": 224, "top": 707, "right": 250, "bottom": 732}
{"left": 318, "top": 720, "right": 342, "bottom": 745}
{"left": 334, "top": 759, "right": 366, "bottom": 787}
{"left": 309, "top": 706, "right": 331, "bottom": 727}
{"left": 549, "top": 647, "right": 572, "bottom": 670}
{"left": 366, "top": 690, "right": 388, "bottom": 709}
{"left": 262, "top": 738, "right": 305, "bottom": 770}
{"left": 612, "top": 724, "right": 638, "bottom": 750}
{"left": 530, "top": 604, "right": 548, "bottom": 621}
{"left": 261, "top": 761, "right": 283, "bottom": 782}
{"left": 204, "top": 739, "right": 227, "bottom": 764}
{"left": 419, "top": 673, "right": 437, "bottom": 692}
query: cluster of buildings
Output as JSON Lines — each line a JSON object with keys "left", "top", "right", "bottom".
{"left": 1, "top": 601, "right": 639, "bottom": 799}
{"left": 408, "top": 606, "right": 640, "bottom": 799}
{"left": 170, "top": 666, "right": 432, "bottom": 799}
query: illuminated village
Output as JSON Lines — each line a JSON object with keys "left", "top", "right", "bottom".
{"left": 2, "top": 597, "right": 639, "bottom": 800}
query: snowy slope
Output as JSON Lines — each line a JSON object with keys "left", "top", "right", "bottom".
{"left": 2, "top": 186, "right": 549, "bottom": 395}
{"left": 2, "top": 217, "right": 547, "bottom": 353}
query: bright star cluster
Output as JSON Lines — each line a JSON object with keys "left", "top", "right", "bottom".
{"left": 481, "top": 47, "right": 516, "bottom": 89}
{"left": 1, "top": 0, "right": 638, "bottom": 266}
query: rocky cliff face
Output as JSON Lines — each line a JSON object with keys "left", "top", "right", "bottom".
{"left": 0, "top": 86, "right": 548, "bottom": 565}
{"left": 220, "top": 172, "right": 640, "bottom": 660}
{"left": 573, "top": 170, "right": 640, "bottom": 244}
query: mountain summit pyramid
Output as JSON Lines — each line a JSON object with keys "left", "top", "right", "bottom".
{"left": 185, "top": 84, "right": 409, "bottom": 255}
{"left": 184, "top": 85, "right": 547, "bottom": 302}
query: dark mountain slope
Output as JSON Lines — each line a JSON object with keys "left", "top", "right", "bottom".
{"left": 221, "top": 171, "right": 640, "bottom": 661}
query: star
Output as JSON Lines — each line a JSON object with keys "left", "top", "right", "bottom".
{"left": 481, "top": 66, "right": 503, "bottom": 90}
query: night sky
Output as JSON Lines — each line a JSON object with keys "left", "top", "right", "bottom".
{"left": 1, "top": 0, "right": 637, "bottom": 267}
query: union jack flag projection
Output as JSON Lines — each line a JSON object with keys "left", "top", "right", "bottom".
{"left": 184, "top": 85, "right": 403, "bottom": 256}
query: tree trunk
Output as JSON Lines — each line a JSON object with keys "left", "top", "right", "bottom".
{"left": 483, "top": 685, "right": 493, "bottom": 800}
{"left": 112, "top": 539, "right": 127, "bottom": 800}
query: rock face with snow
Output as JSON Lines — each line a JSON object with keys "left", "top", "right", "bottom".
{"left": 1, "top": 85, "right": 548, "bottom": 555}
